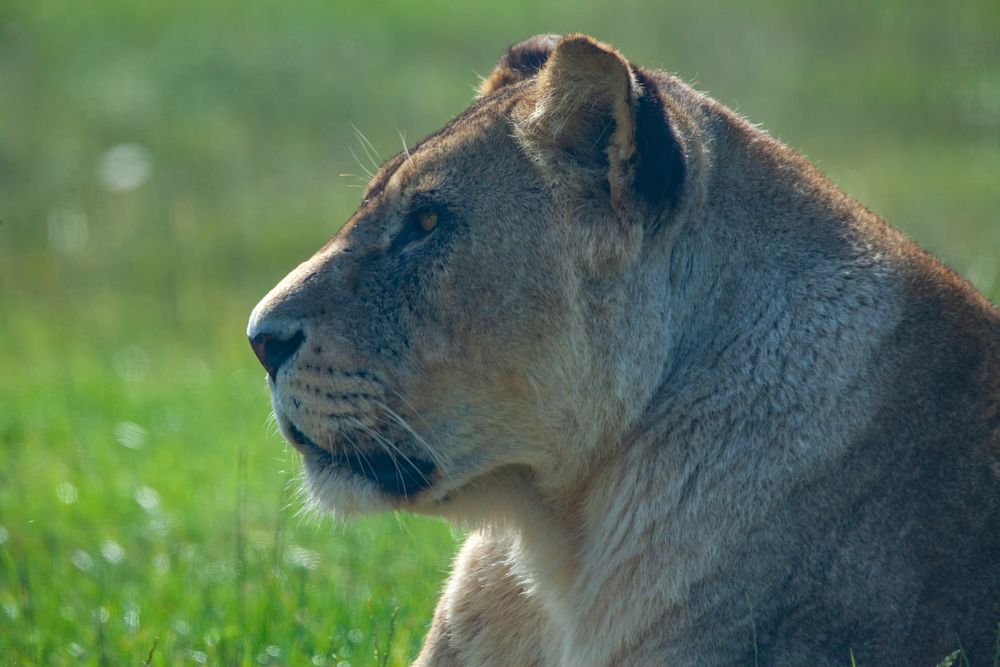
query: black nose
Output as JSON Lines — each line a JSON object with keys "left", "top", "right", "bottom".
{"left": 250, "top": 330, "right": 305, "bottom": 380}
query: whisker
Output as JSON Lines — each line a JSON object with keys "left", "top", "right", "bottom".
{"left": 350, "top": 122, "right": 383, "bottom": 173}
{"left": 370, "top": 411, "right": 444, "bottom": 474}
{"left": 358, "top": 128, "right": 383, "bottom": 167}
{"left": 397, "top": 130, "right": 411, "bottom": 161}
{"left": 350, "top": 418, "right": 409, "bottom": 488}
{"left": 339, "top": 172, "right": 369, "bottom": 186}
{"left": 347, "top": 417, "right": 400, "bottom": 471}
{"left": 348, "top": 416, "right": 433, "bottom": 486}
{"left": 370, "top": 410, "right": 446, "bottom": 473}
{"left": 371, "top": 406, "right": 434, "bottom": 464}
{"left": 383, "top": 389, "right": 436, "bottom": 435}
{"left": 347, "top": 146, "right": 375, "bottom": 180}
{"left": 338, "top": 428, "right": 381, "bottom": 485}
{"left": 375, "top": 394, "right": 448, "bottom": 469}
{"left": 264, "top": 411, "right": 280, "bottom": 438}
{"left": 381, "top": 390, "right": 442, "bottom": 446}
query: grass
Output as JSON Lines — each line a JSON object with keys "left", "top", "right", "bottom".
{"left": 1, "top": 0, "right": 998, "bottom": 664}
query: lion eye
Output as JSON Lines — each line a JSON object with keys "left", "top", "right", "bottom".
{"left": 389, "top": 204, "right": 444, "bottom": 253}
{"left": 417, "top": 209, "right": 438, "bottom": 233}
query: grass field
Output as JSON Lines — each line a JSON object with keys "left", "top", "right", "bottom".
{"left": 1, "top": 0, "right": 998, "bottom": 664}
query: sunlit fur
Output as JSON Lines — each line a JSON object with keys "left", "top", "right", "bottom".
{"left": 250, "top": 34, "right": 1000, "bottom": 667}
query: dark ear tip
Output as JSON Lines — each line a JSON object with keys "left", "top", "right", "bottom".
{"left": 502, "top": 34, "right": 562, "bottom": 74}
{"left": 478, "top": 34, "right": 562, "bottom": 97}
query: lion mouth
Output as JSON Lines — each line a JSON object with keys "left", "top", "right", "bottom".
{"left": 285, "top": 419, "right": 438, "bottom": 497}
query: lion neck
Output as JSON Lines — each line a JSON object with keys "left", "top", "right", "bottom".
{"left": 478, "top": 115, "right": 903, "bottom": 663}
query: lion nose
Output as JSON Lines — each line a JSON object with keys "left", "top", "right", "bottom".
{"left": 250, "top": 330, "right": 305, "bottom": 380}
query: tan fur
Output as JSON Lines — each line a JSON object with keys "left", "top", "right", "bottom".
{"left": 250, "top": 34, "right": 1000, "bottom": 666}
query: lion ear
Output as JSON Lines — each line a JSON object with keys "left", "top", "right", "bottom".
{"left": 477, "top": 34, "right": 562, "bottom": 98}
{"left": 517, "top": 34, "right": 686, "bottom": 222}
{"left": 516, "top": 35, "right": 639, "bottom": 209}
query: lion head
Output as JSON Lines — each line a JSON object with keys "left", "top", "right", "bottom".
{"left": 248, "top": 34, "right": 696, "bottom": 516}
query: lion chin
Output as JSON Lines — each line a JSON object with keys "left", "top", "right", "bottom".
{"left": 266, "top": 386, "right": 440, "bottom": 514}
{"left": 249, "top": 33, "right": 1000, "bottom": 667}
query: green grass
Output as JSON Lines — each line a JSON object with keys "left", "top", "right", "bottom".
{"left": 1, "top": 0, "right": 998, "bottom": 664}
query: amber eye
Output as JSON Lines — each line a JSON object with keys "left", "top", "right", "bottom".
{"left": 417, "top": 209, "right": 438, "bottom": 233}
{"left": 389, "top": 203, "right": 444, "bottom": 253}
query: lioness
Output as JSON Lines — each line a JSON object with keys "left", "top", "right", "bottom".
{"left": 249, "top": 34, "right": 1000, "bottom": 666}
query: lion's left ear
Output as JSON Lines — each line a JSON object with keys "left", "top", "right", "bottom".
{"left": 478, "top": 34, "right": 562, "bottom": 97}
{"left": 515, "top": 34, "right": 686, "bottom": 223}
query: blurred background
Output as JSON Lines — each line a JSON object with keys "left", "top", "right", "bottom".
{"left": 1, "top": 0, "right": 997, "bottom": 664}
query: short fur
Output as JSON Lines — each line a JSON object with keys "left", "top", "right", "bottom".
{"left": 249, "top": 34, "right": 1000, "bottom": 666}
